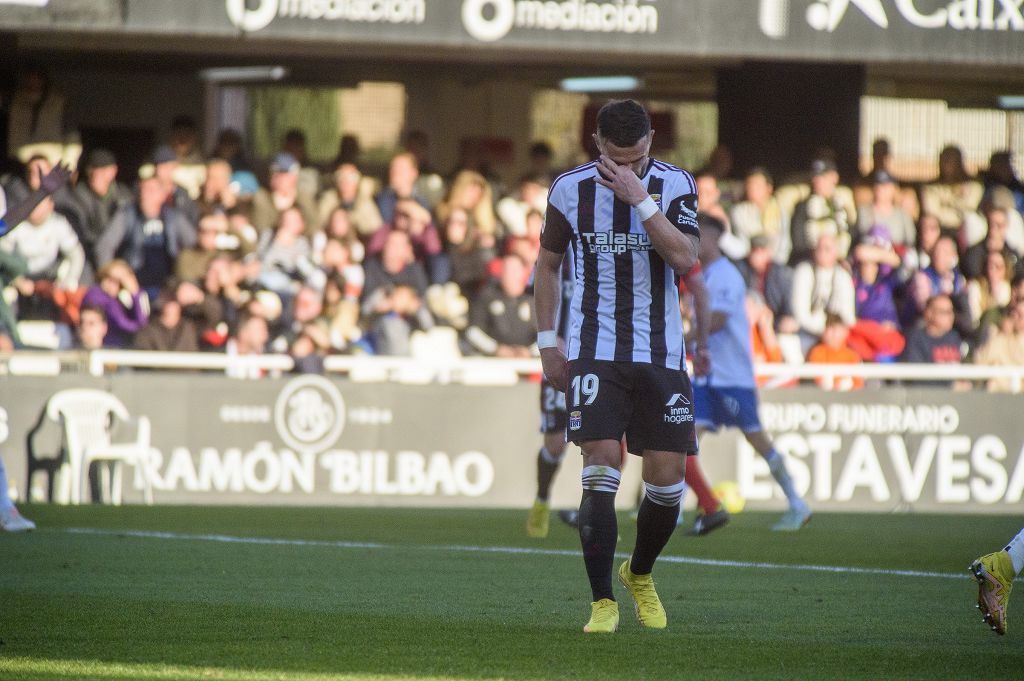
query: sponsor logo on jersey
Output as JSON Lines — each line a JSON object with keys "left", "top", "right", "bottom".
{"left": 581, "top": 231, "right": 652, "bottom": 254}
{"left": 569, "top": 410, "right": 582, "bottom": 430}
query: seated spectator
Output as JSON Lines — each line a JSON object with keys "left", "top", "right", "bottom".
{"left": 807, "top": 314, "right": 864, "bottom": 391}
{"left": 790, "top": 231, "right": 856, "bottom": 355}
{"left": 736, "top": 235, "right": 796, "bottom": 333}
{"left": 746, "top": 291, "right": 793, "bottom": 388}
{"left": 134, "top": 286, "right": 200, "bottom": 352}
{"left": 3, "top": 155, "right": 79, "bottom": 243}
{"left": 280, "top": 128, "right": 322, "bottom": 199}
{"left": 167, "top": 114, "right": 207, "bottom": 196}
{"left": 848, "top": 228, "right": 905, "bottom": 361}
{"left": 366, "top": 284, "right": 433, "bottom": 356}
{"left": 729, "top": 167, "right": 791, "bottom": 264}
{"left": 962, "top": 206, "right": 1024, "bottom": 280}
{"left": 211, "top": 127, "right": 252, "bottom": 173}
{"left": 150, "top": 144, "right": 199, "bottom": 225}
{"left": 366, "top": 198, "right": 441, "bottom": 271}
{"left": 854, "top": 170, "right": 915, "bottom": 252}
{"left": 280, "top": 285, "right": 329, "bottom": 348}
{"left": 496, "top": 174, "right": 548, "bottom": 238}
{"left": 251, "top": 153, "right": 317, "bottom": 236}
{"left": 290, "top": 322, "right": 330, "bottom": 374}
{"left": 902, "top": 213, "right": 942, "bottom": 276}
{"left": 440, "top": 207, "right": 496, "bottom": 298}
{"left": 436, "top": 169, "right": 497, "bottom": 241}
{"left": 983, "top": 150, "right": 1024, "bottom": 215}
{"left": 376, "top": 151, "right": 431, "bottom": 225}
{"left": 176, "top": 213, "right": 228, "bottom": 283}
{"left": 906, "top": 235, "right": 972, "bottom": 340}
{"left": 322, "top": 271, "right": 362, "bottom": 352}
{"left": 974, "top": 298, "right": 1024, "bottom": 391}
{"left": 313, "top": 207, "right": 365, "bottom": 264}
{"left": 71, "top": 148, "right": 132, "bottom": 277}
{"left": 789, "top": 158, "right": 853, "bottom": 265}
{"left": 968, "top": 251, "right": 1013, "bottom": 333}
{"left": 195, "top": 158, "right": 239, "bottom": 217}
{"left": 80, "top": 259, "right": 148, "bottom": 348}
{"left": 256, "top": 206, "right": 319, "bottom": 298}
{"left": 464, "top": 253, "right": 535, "bottom": 358}
{"left": 921, "top": 145, "right": 984, "bottom": 242}
{"left": 225, "top": 312, "right": 270, "bottom": 378}
{"left": 900, "top": 294, "right": 968, "bottom": 388}
{"left": 0, "top": 249, "right": 27, "bottom": 350}
{"left": 96, "top": 175, "right": 196, "bottom": 299}
{"left": 362, "top": 230, "right": 429, "bottom": 318}
{"left": 76, "top": 304, "right": 109, "bottom": 350}
{"left": 317, "top": 162, "right": 383, "bottom": 238}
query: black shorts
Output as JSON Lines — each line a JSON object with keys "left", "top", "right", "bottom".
{"left": 566, "top": 358, "right": 698, "bottom": 455}
{"left": 539, "top": 377, "right": 568, "bottom": 434}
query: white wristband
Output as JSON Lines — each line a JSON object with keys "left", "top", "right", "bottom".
{"left": 635, "top": 196, "right": 659, "bottom": 221}
{"left": 537, "top": 330, "right": 558, "bottom": 349}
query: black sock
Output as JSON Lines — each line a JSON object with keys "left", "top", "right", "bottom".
{"left": 536, "top": 448, "right": 559, "bottom": 502}
{"left": 579, "top": 489, "right": 618, "bottom": 601}
{"left": 630, "top": 495, "right": 679, "bottom": 575}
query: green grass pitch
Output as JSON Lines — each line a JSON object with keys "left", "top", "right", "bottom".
{"left": 1, "top": 505, "right": 1022, "bottom": 680}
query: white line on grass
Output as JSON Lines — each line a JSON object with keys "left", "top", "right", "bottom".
{"left": 63, "top": 527, "right": 967, "bottom": 581}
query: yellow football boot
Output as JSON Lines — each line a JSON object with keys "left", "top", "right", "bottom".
{"left": 583, "top": 598, "right": 619, "bottom": 633}
{"left": 526, "top": 499, "right": 550, "bottom": 538}
{"left": 971, "top": 550, "right": 1015, "bottom": 635}
{"left": 617, "top": 559, "right": 667, "bottom": 629}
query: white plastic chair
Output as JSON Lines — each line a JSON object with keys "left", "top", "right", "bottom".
{"left": 44, "top": 389, "right": 155, "bottom": 505}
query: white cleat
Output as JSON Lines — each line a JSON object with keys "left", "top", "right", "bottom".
{"left": 0, "top": 507, "right": 36, "bottom": 532}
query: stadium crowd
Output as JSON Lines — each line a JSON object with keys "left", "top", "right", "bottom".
{"left": 2, "top": 71, "right": 1024, "bottom": 389}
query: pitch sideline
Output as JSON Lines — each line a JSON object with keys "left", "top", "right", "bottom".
{"left": 62, "top": 527, "right": 967, "bottom": 581}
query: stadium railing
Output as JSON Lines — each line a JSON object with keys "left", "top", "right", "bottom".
{"left": 1, "top": 350, "right": 1021, "bottom": 392}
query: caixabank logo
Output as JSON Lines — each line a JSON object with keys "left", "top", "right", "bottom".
{"left": 759, "top": 0, "right": 1024, "bottom": 39}
{"left": 226, "top": 0, "right": 425, "bottom": 32}
{"left": 461, "top": 0, "right": 658, "bottom": 43}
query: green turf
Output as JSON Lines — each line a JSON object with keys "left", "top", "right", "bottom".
{"left": 1, "top": 505, "right": 1022, "bottom": 680}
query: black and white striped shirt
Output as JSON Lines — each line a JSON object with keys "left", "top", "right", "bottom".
{"left": 541, "top": 159, "right": 699, "bottom": 369}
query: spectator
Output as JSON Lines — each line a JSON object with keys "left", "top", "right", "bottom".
{"left": 313, "top": 207, "right": 365, "bottom": 264}
{"left": 807, "top": 314, "right": 864, "bottom": 391}
{"left": 80, "top": 259, "right": 148, "bottom": 348}
{"left": 962, "top": 206, "right": 1024, "bottom": 280}
{"left": 438, "top": 205, "right": 496, "bottom": 297}
{"left": 363, "top": 230, "right": 428, "bottom": 301}
{"left": 789, "top": 158, "right": 853, "bottom": 265}
{"left": 974, "top": 299, "right": 1024, "bottom": 392}
{"left": 96, "top": 176, "right": 196, "bottom": 299}
{"left": 150, "top": 144, "right": 199, "bottom": 225}
{"left": 983, "top": 150, "right": 1024, "bottom": 215}
{"left": 167, "top": 114, "right": 206, "bottom": 198}
{"left": 225, "top": 310, "right": 270, "bottom": 379}
{"left": 76, "top": 304, "right": 109, "bottom": 350}
{"left": 251, "top": 153, "right": 317, "bottom": 236}
{"left": 526, "top": 140, "right": 556, "bottom": 186}
{"left": 317, "top": 162, "right": 383, "bottom": 238}
{"left": 366, "top": 283, "right": 432, "bottom": 356}
{"left": 855, "top": 170, "right": 915, "bottom": 251}
{"left": 281, "top": 285, "right": 329, "bottom": 348}
{"left": 366, "top": 197, "right": 442, "bottom": 272}
{"left": 465, "top": 253, "right": 535, "bottom": 358}
{"left": 255, "top": 206, "right": 318, "bottom": 298}
{"left": 195, "top": 158, "right": 239, "bottom": 217}
{"left": 376, "top": 151, "right": 430, "bottom": 225}
{"left": 134, "top": 286, "right": 200, "bottom": 352}
{"left": 281, "top": 128, "right": 322, "bottom": 199}
{"left": 317, "top": 236, "right": 364, "bottom": 304}
{"left": 322, "top": 270, "right": 362, "bottom": 352}
{"left": 735, "top": 234, "right": 796, "bottom": 333}
{"left": 903, "top": 212, "right": 942, "bottom": 275}
{"left": 496, "top": 174, "right": 548, "bottom": 238}
{"left": 435, "top": 170, "right": 497, "bottom": 241}
{"left": 790, "top": 230, "right": 856, "bottom": 354}
{"left": 729, "top": 167, "right": 792, "bottom": 264}
{"left": 921, "top": 145, "right": 984, "bottom": 240}
{"left": 0, "top": 249, "right": 27, "bottom": 350}
{"left": 746, "top": 291, "right": 793, "bottom": 388}
{"left": 3, "top": 155, "right": 79, "bottom": 243}
{"left": 71, "top": 148, "right": 132, "bottom": 276}
{"left": 198, "top": 255, "right": 242, "bottom": 349}
{"left": 290, "top": 322, "right": 330, "bottom": 374}
{"left": 211, "top": 128, "right": 252, "bottom": 173}
{"left": 907, "top": 235, "right": 972, "bottom": 339}
{"left": 332, "top": 134, "right": 361, "bottom": 167}
{"left": 176, "top": 212, "right": 228, "bottom": 283}
{"left": 968, "top": 250, "right": 1014, "bottom": 333}
{"left": 847, "top": 227, "right": 905, "bottom": 361}
{"left": 402, "top": 129, "right": 446, "bottom": 208}
{"left": 900, "top": 294, "right": 968, "bottom": 388}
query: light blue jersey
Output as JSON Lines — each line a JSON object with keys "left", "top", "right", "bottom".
{"left": 703, "top": 256, "right": 756, "bottom": 389}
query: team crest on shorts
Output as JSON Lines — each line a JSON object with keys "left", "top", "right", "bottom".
{"left": 569, "top": 410, "right": 582, "bottom": 431}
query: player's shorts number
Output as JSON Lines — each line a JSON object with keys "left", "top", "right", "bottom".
{"left": 571, "top": 373, "right": 599, "bottom": 407}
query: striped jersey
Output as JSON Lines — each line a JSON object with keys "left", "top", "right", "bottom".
{"left": 540, "top": 159, "right": 699, "bottom": 369}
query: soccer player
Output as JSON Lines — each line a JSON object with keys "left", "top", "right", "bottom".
{"left": 971, "top": 528, "right": 1024, "bottom": 635}
{"left": 683, "top": 214, "right": 811, "bottom": 534}
{"left": 535, "top": 99, "right": 700, "bottom": 633}
{"left": 527, "top": 254, "right": 576, "bottom": 538}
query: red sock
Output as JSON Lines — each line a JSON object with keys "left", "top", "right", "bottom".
{"left": 685, "top": 456, "right": 719, "bottom": 515}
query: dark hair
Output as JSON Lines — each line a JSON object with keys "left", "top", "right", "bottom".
{"left": 171, "top": 114, "right": 197, "bottom": 131}
{"left": 596, "top": 99, "right": 651, "bottom": 147}
{"left": 746, "top": 166, "right": 774, "bottom": 186}
{"left": 80, "top": 303, "right": 107, "bottom": 323}
{"left": 697, "top": 212, "right": 726, "bottom": 236}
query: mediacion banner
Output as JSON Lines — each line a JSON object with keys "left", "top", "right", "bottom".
{"left": 1, "top": 374, "right": 1023, "bottom": 514}
{"left": 1, "top": 1, "right": 1021, "bottom": 67}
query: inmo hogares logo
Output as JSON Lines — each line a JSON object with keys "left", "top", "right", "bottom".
{"left": 226, "top": 0, "right": 426, "bottom": 32}
{"left": 461, "top": 0, "right": 658, "bottom": 43}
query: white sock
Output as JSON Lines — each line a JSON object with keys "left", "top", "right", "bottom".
{"left": 539, "top": 446, "right": 563, "bottom": 465}
{"left": 765, "top": 449, "right": 804, "bottom": 508}
{"left": 0, "top": 456, "right": 14, "bottom": 512}
{"left": 581, "top": 465, "right": 621, "bottom": 493}
{"left": 1005, "top": 528, "right": 1024, "bottom": 575}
